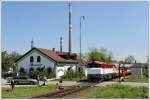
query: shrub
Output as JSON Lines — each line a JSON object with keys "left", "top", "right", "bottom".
{"left": 143, "top": 68, "right": 148, "bottom": 78}
{"left": 30, "top": 70, "right": 44, "bottom": 79}
{"left": 46, "top": 71, "right": 55, "bottom": 79}
{"left": 63, "top": 69, "right": 85, "bottom": 80}
{"left": 36, "top": 67, "right": 41, "bottom": 72}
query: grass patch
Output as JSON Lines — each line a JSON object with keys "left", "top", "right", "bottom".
{"left": 113, "top": 75, "right": 148, "bottom": 83}
{"left": 80, "top": 85, "right": 148, "bottom": 99}
{"left": 124, "top": 75, "right": 148, "bottom": 82}
{"left": 2, "top": 84, "right": 57, "bottom": 99}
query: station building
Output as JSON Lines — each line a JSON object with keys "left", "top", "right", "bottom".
{"left": 15, "top": 47, "right": 78, "bottom": 78}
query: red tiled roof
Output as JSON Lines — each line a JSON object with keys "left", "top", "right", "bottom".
{"left": 15, "top": 47, "right": 78, "bottom": 63}
{"left": 37, "top": 48, "right": 66, "bottom": 62}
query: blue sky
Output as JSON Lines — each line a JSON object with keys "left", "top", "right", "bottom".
{"left": 2, "top": 1, "right": 148, "bottom": 62}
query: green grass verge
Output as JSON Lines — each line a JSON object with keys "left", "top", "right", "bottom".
{"left": 124, "top": 75, "right": 148, "bottom": 82}
{"left": 81, "top": 85, "right": 149, "bottom": 99}
{"left": 113, "top": 75, "right": 148, "bottom": 83}
{"left": 2, "top": 84, "right": 57, "bottom": 99}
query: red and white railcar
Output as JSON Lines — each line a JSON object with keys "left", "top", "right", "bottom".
{"left": 87, "top": 61, "right": 131, "bottom": 80}
{"left": 87, "top": 61, "right": 117, "bottom": 80}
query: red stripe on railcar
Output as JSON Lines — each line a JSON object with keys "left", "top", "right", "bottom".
{"left": 101, "top": 64, "right": 115, "bottom": 68}
{"left": 91, "top": 61, "right": 116, "bottom": 69}
{"left": 115, "top": 71, "right": 131, "bottom": 76}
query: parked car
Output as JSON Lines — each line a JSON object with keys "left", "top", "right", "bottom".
{"left": 2, "top": 72, "right": 16, "bottom": 79}
{"left": 7, "top": 76, "right": 37, "bottom": 85}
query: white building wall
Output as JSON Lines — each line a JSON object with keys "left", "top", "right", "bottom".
{"left": 82, "top": 66, "right": 87, "bottom": 76}
{"left": 56, "top": 64, "right": 77, "bottom": 78}
{"left": 56, "top": 67, "right": 65, "bottom": 78}
{"left": 17, "top": 50, "right": 55, "bottom": 74}
{"left": 64, "top": 64, "right": 76, "bottom": 71}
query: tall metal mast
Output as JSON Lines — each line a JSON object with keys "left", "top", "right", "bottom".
{"left": 68, "top": 2, "right": 72, "bottom": 54}
{"left": 60, "top": 36, "right": 63, "bottom": 52}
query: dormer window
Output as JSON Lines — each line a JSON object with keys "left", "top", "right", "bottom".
{"left": 30, "top": 56, "right": 34, "bottom": 62}
{"left": 37, "top": 56, "right": 41, "bottom": 62}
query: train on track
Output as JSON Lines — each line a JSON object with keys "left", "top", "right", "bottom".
{"left": 87, "top": 61, "right": 131, "bottom": 81}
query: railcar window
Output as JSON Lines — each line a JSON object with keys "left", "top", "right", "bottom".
{"left": 87, "top": 63, "right": 100, "bottom": 68}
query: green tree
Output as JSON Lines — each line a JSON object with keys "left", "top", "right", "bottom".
{"left": 88, "top": 48, "right": 105, "bottom": 62}
{"left": 2, "top": 51, "right": 21, "bottom": 72}
{"left": 2, "top": 51, "right": 9, "bottom": 71}
{"left": 125, "top": 56, "right": 136, "bottom": 64}
{"left": 87, "top": 48, "right": 114, "bottom": 63}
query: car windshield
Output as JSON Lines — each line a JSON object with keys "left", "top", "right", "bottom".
{"left": 87, "top": 63, "right": 100, "bottom": 68}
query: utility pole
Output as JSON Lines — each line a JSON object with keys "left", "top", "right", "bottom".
{"left": 79, "top": 16, "right": 85, "bottom": 61}
{"left": 68, "top": 2, "right": 72, "bottom": 55}
{"left": 79, "top": 16, "right": 85, "bottom": 79}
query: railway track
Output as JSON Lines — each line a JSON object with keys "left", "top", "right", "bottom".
{"left": 31, "top": 81, "right": 102, "bottom": 98}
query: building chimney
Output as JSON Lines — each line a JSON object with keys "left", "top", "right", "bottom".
{"left": 52, "top": 48, "right": 55, "bottom": 52}
{"left": 68, "top": 2, "right": 72, "bottom": 54}
{"left": 60, "top": 36, "right": 63, "bottom": 52}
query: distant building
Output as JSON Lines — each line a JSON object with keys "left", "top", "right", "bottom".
{"left": 131, "top": 63, "right": 146, "bottom": 79}
{"left": 15, "top": 48, "right": 77, "bottom": 78}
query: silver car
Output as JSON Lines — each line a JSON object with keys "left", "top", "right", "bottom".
{"left": 7, "top": 76, "right": 37, "bottom": 85}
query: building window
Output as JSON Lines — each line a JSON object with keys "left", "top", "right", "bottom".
{"left": 37, "top": 56, "right": 41, "bottom": 62}
{"left": 30, "top": 56, "right": 34, "bottom": 62}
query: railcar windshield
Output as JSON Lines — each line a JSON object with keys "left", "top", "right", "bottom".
{"left": 87, "top": 63, "right": 100, "bottom": 68}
